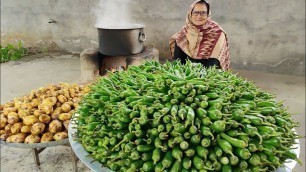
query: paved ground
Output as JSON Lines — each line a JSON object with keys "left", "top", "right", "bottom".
{"left": 1, "top": 51, "right": 305, "bottom": 172}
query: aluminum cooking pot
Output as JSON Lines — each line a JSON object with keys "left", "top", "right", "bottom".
{"left": 96, "top": 24, "right": 146, "bottom": 56}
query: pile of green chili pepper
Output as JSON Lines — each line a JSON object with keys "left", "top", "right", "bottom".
{"left": 72, "top": 60, "right": 302, "bottom": 172}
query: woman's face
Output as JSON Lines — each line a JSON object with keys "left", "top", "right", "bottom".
{"left": 191, "top": 3, "right": 208, "bottom": 26}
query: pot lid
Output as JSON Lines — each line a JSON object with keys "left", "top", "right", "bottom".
{"left": 95, "top": 23, "right": 145, "bottom": 29}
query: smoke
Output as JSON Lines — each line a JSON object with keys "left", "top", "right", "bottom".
{"left": 94, "top": 0, "right": 134, "bottom": 27}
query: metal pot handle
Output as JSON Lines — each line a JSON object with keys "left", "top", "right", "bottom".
{"left": 139, "top": 31, "right": 146, "bottom": 42}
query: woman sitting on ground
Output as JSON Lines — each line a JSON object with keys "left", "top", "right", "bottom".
{"left": 169, "top": 0, "right": 230, "bottom": 70}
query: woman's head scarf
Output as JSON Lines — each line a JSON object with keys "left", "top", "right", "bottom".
{"left": 169, "top": 0, "right": 230, "bottom": 70}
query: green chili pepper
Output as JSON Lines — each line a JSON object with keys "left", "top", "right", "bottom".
{"left": 162, "top": 151, "right": 174, "bottom": 169}
{"left": 208, "top": 109, "right": 223, "bottom": 121}
{"left": 220, "top": 133, "right": 248, "bottom": 148}
{"left": 180, "top": 141, "right": 189, "bottom": 150}
{"left": 190, "top": 134, "right": 202, "bottom": 145}
{"left": 200, "top": 126, "right": 215, "bottom": 139}
{"left": 201, "top": 137, "right": 211, "bottom": 147}
{"left": 170, "top": 160, "right": 182, "bottom": 172}
{"left": 154, "top": 137, "right": 163, "bottom": 149}
{"left": 185, "top": 106, "right": 195, "bottom": 127}
{"left": 196, "top": 107, "right": 207, "bottom": 119}
{"left": 167, "top": 138, "right": 176, "bottom": 148}
{"left": 231, "top": 109, "right": 245, "bottom": 121}
{"left": 185, "top": 148, "right": 195, "bottom": 157}
{"left": 196, "top": 146, "right": 209, "bottom": 160}
{"left": 172, "top": 147, "right": 183, "bottom": 161}
{"left": 243, "top": 124, "right": 263, "bottom": 144}
{"left": 152, "top": 148, "right": 162, "bottom": 164}
{"left": 201, "top": 117, "right": 212, "bottom": 126}
{"left": 217, "top": 139, "right": 235, "bottom": 157}
{"left": 174, "top": 123, "right": 186, "bottom": 133}
{"left": 205, "top": 92, "right": 219, "bottom": 100}
{"left": 141, "top": 161, "right": 154, "bottom": 172}
{"left": 183, "top": 157, "right": 192, "bottom": 169}
{"left": 137, "top": 145, "right": 153, "bottom": 152}
{"left": 257, "top": 101, "right": 276, "bottom": 107}
{"left": 211, "top": 120, "right": 226, "bottom": 133}
{"left": 248, "top": 154, "right": 261, "bottom": 166}
{"left": 220, "top": 156, "right": 229, "bottom": 165}
{"left": 234, "top": 148, "right": 251, "bottom": 160}
{"left": 221, "top": 164, "right": 233, "bottom": 172}
{"left": 213, "top": 146, "right": 223, "bottom": 157}
{"left": 239, "top": 160, "right": 248, "bottom": 170}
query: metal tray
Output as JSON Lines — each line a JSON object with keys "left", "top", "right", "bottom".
{"left": 68, "top": 121, "right": 300, "bottom": 172}
{"left": 68, "top": 122, "right": 111, "bottom": 172}
{"left": 0, "top": 138, "right": 69, "bottom": 149}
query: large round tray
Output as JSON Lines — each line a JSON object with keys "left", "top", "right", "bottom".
{"left": 0, "top": 138, "right": 69, "bottom": 149}
{"left": 68, "top": 122, "right": 111, "bottom": 172}
{"left": 68, "top": 121, "right": 300, "bottom": 172}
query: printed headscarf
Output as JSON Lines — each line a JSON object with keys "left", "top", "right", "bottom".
{"left": 169, "top": 0, "right": 230, "bottom": 70}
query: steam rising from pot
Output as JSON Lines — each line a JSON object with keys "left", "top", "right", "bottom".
{"left": 94, "top": 0, "right": 134, "bottom": 28}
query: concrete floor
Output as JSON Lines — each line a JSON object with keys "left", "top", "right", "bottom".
{"left": 1, "top": 51, "right": 305, "bottom": 172}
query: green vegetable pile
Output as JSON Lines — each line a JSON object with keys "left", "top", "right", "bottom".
{"left": 73, "top": 60, "right": 301, "bottom": 172}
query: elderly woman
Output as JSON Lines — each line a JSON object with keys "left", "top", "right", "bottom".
{"left": 169, "top": 0, "right": 230, "bottom": 70}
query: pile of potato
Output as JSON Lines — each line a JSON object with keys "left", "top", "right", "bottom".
{"left": 0, "top": 82, "right": 90, "bottom": 143}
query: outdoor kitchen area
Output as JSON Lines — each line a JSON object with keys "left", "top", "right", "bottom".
{"left": 1, "top": 0, "right": 305, "bottom": 172}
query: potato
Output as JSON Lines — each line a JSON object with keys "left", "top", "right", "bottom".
{"left": 24, "top": 134, "right": 40, "bottom": 143}
{"left": 0, "top": 117, "right": 7, "bottom": 129}
{"left": 18, "top": 109, "right": 30, "bottom": 119}
{"left": 42, "top": 105, "right": 53, "bottom": 115}
{"left": 64, "top": 93, "right": 71, "bottom": 99}
{"left": 61, "top": 103, "right": 71, "bottom": 113}
{"left": 0, "top": 130, "right": 5, "bottom": 135}
{"left": 4, "top": 123, "right": 13, "bottom": 131}
{"left": 58, "top": 82, "right": 70, "bottom": 88}
{"left": 29, "top": 90, "right": 36, "bottom": 100}
{"left": 31, "top": 122, "right": 45, "bottom": 135}
{"left": 33, "top": 110, "right": 43, "bottom": 117}
{"left": 49, "top": 120, "right": 62, "bottom": 133}
{"left": 53, "top": 132, "right": 68, "bottom": 141}
{"left": 51, "top": 91, "right": 60, "bottom": 98}
{"left": 59, "top": 113, "right": 72, "bottom": 122}
{"left": 47, "top": 84, "right": 59, "bottom": 91}
{"left": 21, "top": 102, "right": 33, "bottom": 110}
{"left": 69, "top": 88, "right": 76, "bottom": 95}
{"left": 14, "top": 100, "right": 22, "bottom": 109}
{"left": 57, "top": 95, "right": 68, "bottom": 103}
{"left": 72, "top": 97, "right": 81, "bottom": 103}
{"left": 6, "top": 133, "right": 27, "bottom": 143}
{"left": 42, "top": 97, "right": 57, "bottom": 107}
{"left": 66, "top": 101, "right": 74, "bottom": 106}
{"left": 11, "top": 122, "right": 24, "bottom": 134}
{"left": 0, "top": 133, "right": 9, "bottom": 141}
{"left": 0, "top": 113, "right": 6, "bottom": 119}
{"left": 63, "top": 120, "right": 70, "bottom": 130}
{"left": 51, "top": 107, "right": 62, "bottom": 120}
{"left": 41, "top": 132, "right": 54, "bottom": 143}
{"left": 7, "top": 112, "right": 20, "bottom": 124}
{"left": 39, "top": 114, "right": 51, "bottom": 124}
{"left": 55, "top": 102, "right": 62, "bottom": 108}
{"left": 3, "top": 107, "right": 17, "bottom": 115}
{"left": 31, "top": 98, "right": 40, "bottom": 108}
{"left": 73, "top": 103, "right": 79, "bottom": 109}
{"left": 23, "top": 115, "right": 39, "bottom": 125}
{"left": 21, "top": 125, "right": 32, "bottom": 133}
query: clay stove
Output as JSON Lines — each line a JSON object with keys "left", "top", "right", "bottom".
{"left": 80, "top": 46, "right": 159, "bottom": 83}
